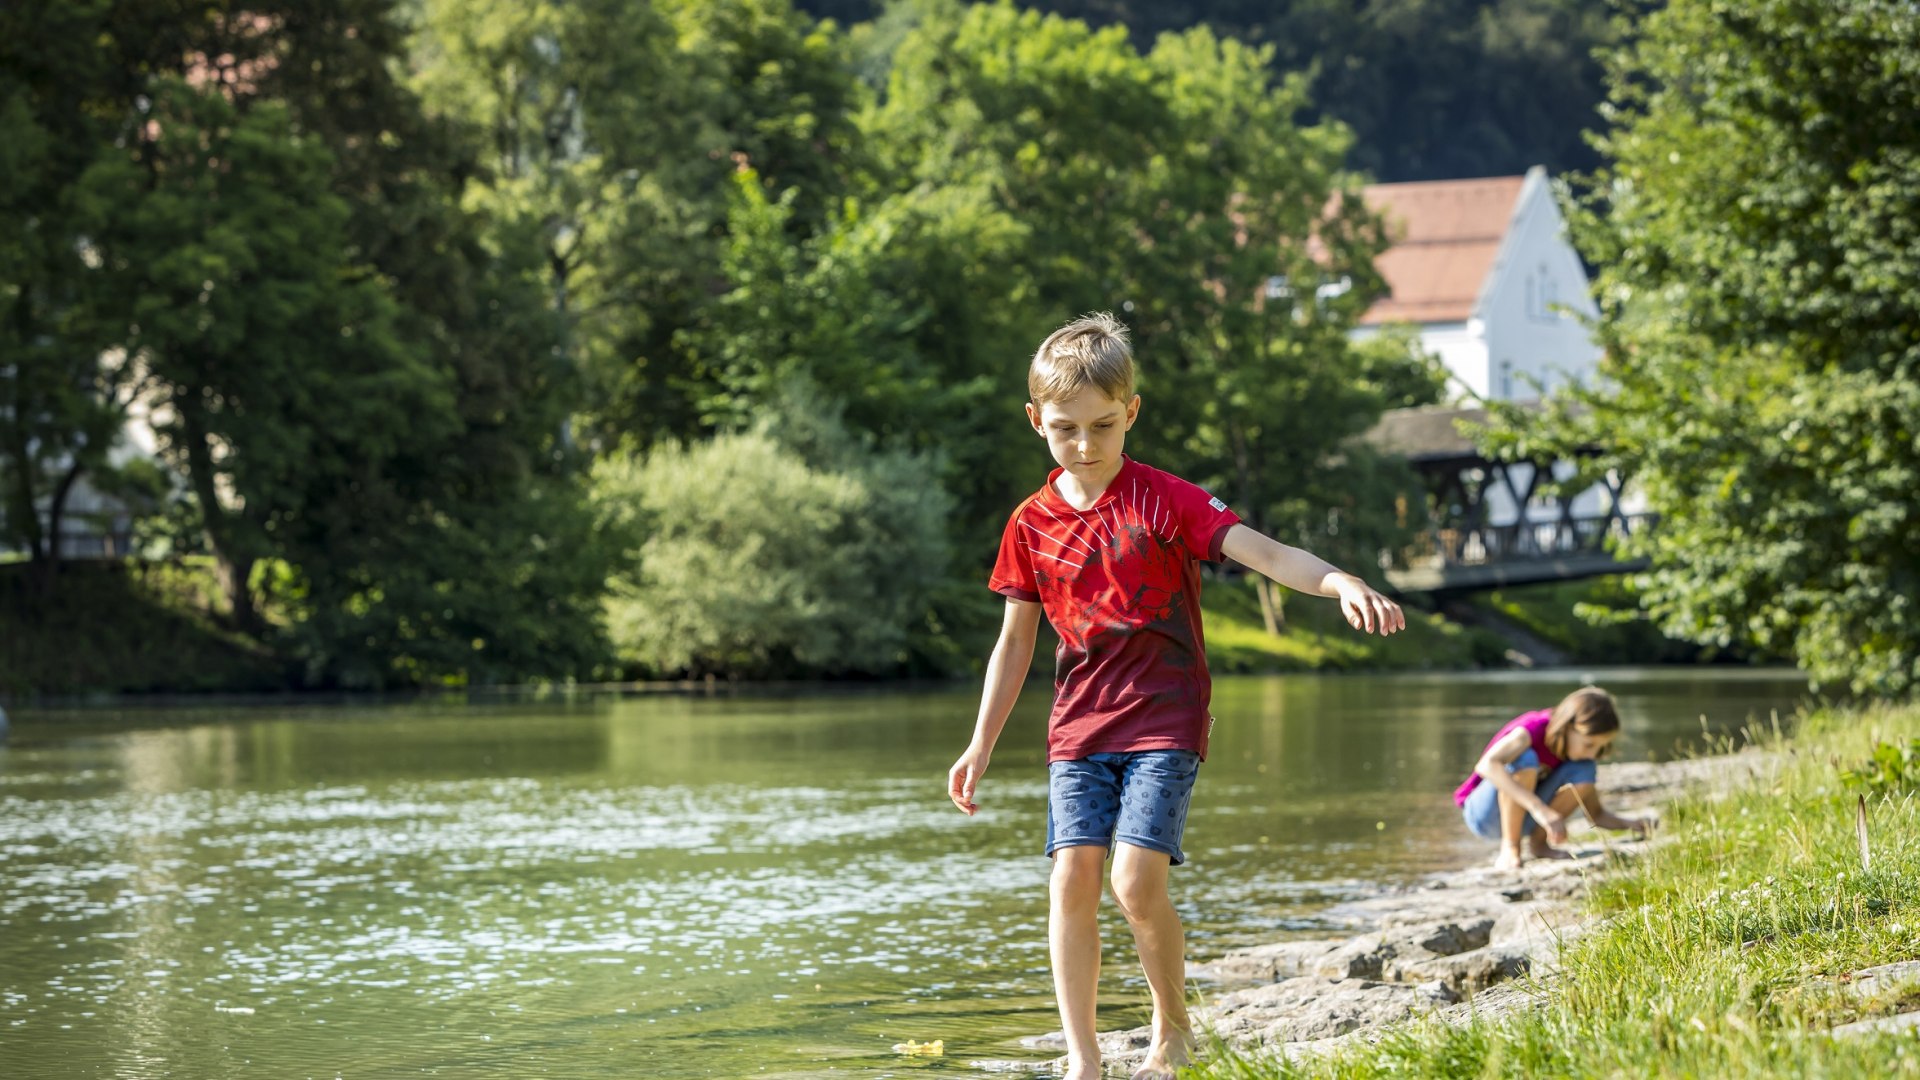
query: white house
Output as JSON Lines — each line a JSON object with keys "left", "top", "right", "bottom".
{"left": 1355, "top": 167, "right": 1645, "bottom": 543}
{"left": 1351, "top": 165, "right": 1601, "bottom": 403}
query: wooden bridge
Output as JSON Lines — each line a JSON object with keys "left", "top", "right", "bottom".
{"left": 1367, "top": 405, "right": 1653, "bottom": 595}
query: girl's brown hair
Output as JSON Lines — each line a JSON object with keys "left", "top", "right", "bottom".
{"left": 1546, "top": 686, "right": 1620, "bottom": 759}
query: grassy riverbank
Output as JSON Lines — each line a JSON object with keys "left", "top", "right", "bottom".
{"left": 0, "top": 560, "right": 1707, "bottom": 696}
{"left": 0, "top": 560, "right": 283, "bottom": 696}
{"left": 1195, "top": 700, "right": 1920, "bottom": 1078}
{"left": 1197, "top": 576, "right": 1508, "bottom": 674}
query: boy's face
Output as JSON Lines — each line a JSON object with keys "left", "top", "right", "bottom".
{"left": 1026, "top": 388, "right": 1140, "bottom": 480}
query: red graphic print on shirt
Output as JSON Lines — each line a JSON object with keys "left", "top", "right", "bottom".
{"left": 989, "top": 458, "right": 1240, "bottom": 762}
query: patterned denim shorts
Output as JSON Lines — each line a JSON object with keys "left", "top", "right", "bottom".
{"left": 1045, "top": 749, "right": 1201, "bottom": 865}
{"left": 1461, "top": 748, "right": 1599, "bottom": 840}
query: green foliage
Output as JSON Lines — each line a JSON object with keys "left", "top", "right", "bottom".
{"left": 801, "top": 0, "right": 1618, "bottom": 182}
{"left": 1840, "top": 739, "right": 1920, "bottom": 798}
{"left": 0, "top": 1, "right": 616, "bottom": 689}
{"left": 1201, "top": 575, "right": 1507, "bottom": 674}
{"left": 411, "top": 0, "right": 873, "bottom": 447}
{"left": 857, "top": 1, "right": 1434, "bottom": 568}
{"left": 0, "top": 0, "right": 144, "bottom": 567}
{"left": 1486, "top": 0, "right": 1920, "bottom": 695}
{"left": 1472, "top": 578, "right": 1711, "bottom": 665}
{"left": 0, "top": 560, "right": 285, "bottom": 696}
{"left": 595, "top": 407, "right": 952, "bottom": 678}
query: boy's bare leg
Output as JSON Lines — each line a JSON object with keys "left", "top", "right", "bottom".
{"left": 1111, "top": 843, "right": 1192, "bottom": 1079}
{"left": 1494, "top": 766, "right": 1540, "bottom": 870}
{"left": 1527, "top": 783, "right": 1596, "bottom": 860}
{"left": 1050, "top": 845, "right": 1107, "bottom": 1080}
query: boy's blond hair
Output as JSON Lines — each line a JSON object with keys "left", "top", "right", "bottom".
{"left": 1028, "top": 313, "right": 1136, "bottom": 406}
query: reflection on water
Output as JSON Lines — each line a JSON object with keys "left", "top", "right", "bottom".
{"left": 0, "top": 669, "right": 1808, "bottom": 1078}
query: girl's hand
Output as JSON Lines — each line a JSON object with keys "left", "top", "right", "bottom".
{"left": 1628, "top": 815, "right": 1655, "bottom": 838}
{"left": 1537, "top": 809, "right": 1569, "bottom": 846}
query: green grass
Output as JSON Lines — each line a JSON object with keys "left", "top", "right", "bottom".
{"left": 1187, "top": 701, "right": 1920, "bottom": 1078}
{"left": 1466, "top": 578, "right": 1718, "bottom": 665}
{"left": 1198, "top": 575, "right": 1508, "bottom": 675}
{"left": 0, "top": 558, "right": 285, "bottom": 696}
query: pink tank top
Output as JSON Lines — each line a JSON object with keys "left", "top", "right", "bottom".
{"left": 1453, "top": 709, "right": 1560, "bottom": 806}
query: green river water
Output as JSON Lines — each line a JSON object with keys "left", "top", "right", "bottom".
{"left": 0, "top": 669, "right": 1809, "bottom": 1078}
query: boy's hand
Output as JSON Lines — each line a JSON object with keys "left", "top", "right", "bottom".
{"left": 948, "top": 745, "right": 991, "bottom": 816}
{"left": 1331, "top": 574, "right": 1406, "bottom": 635}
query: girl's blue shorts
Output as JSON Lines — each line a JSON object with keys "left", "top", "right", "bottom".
{"left": 1046, "top": 749, "right": 1200, "bottom": 866}
{"left": 1462, "top": 748, "right": 1598, "bottom": 840}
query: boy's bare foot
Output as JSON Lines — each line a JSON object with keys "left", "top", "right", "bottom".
{"left": 1131, "top": 1037, "right": 1192, "bottom": 1079}
{"left": 1061, "top": 1059, "right": 1102, "bottom": 1080}
{"left": 1493, "top": 848, "right": 1524, "bottom": 871}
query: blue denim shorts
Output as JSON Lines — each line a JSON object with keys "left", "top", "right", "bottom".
{"left": 1462, "top": 748, "right": 1599, "bottom": 840}
{"left": 1046, "top": 750, "right": 1201, "bottom": 865}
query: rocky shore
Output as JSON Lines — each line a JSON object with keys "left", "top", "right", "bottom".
{"left": 974, "top": 750, "right": 1776, "bottom": 1075}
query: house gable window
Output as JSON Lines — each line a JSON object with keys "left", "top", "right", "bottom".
{"left": 1529, "top": 264, "right": 1562, "bottom": 322}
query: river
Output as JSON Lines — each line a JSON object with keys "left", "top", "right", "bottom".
{"left": 0, "top": 668, "right": 1809, "bottom": 1078}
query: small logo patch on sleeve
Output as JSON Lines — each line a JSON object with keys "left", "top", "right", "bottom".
{"left": 1208, "top": 496, "right": 1227, "bottom": 512}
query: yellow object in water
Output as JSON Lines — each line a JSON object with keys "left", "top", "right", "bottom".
{"left": 893, "top": 1039, "right": 944, "bottom": 1056}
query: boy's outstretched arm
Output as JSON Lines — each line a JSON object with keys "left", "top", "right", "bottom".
{"left": 1219, "top": 524, "right": 1406, "bottom": 635}
{"left": 948, "top": 598, "right": 1043, "bottom": 815}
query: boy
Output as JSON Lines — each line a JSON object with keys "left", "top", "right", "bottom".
{"left": 946, "top": 313, "right": 1405, "bottom": 1080}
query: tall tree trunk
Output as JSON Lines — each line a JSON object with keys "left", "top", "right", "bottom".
{"left": 178, "top": 395, "right": 260, "bottom": 634}
{"left": 35, "top": 457, "right": 84, "bottom": 600}
{"left": 1253, "top": 575, "right": 1284, "bottom": 636}
{"left": 5, "top": 363, "right": 46, "bottom": 566}
{"left": 1228, "top": 417, "right": 1284, "bottom": 634}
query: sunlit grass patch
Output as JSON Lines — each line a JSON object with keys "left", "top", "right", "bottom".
{"left": 1198, "top": 576, "right": 1505, "bottom": 674}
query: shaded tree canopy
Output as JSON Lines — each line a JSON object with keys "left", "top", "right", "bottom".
{"left": 801, "top": 0, "right": 1619, "bottom": 182}
{"left": 1486, "top": 0, "right": 1920, "bottom": 695}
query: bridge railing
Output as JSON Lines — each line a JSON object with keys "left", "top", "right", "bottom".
{"left": 1396, "top": 512, "right": 1658, "bottom": 570}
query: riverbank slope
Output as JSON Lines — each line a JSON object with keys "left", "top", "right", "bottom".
{"left": 1042, "top": 702, "right": 1920, "bottom": 1076}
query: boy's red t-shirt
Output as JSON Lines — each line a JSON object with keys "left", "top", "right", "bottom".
{"left": 989, "top": 456, "right": 1240, "bottom": 762}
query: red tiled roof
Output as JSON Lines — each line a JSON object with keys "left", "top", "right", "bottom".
{"left": 1358, "top": 175, "right": 1525, "bottom": 326}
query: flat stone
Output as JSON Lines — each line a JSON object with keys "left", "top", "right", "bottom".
{"left": 1829, "top": 1010, "right": 1920, "bottom": 1038}
{"left": 965, "top": 1058, "right": 1059, "bottom": 1074}
{"left": 1416, "top": 917, "right": 1496, "bottom": 956}
{"left": 1207, "top": 976, "right": 1431, "bottom": 1044}
{"left": 1392, "top": 944, "right": 1532, "bottom": 995}
{"left": 1190, "top": 938, "right": 1347, "bottom": 984}
{"left": 1017, "top": 1027, "right": 1148, "bottom": 1056}
{"left": 1845, "top": 961, "right": 1920, "bottom": 998}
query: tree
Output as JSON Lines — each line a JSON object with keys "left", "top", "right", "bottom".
{"left": 595, "top": 403, "right": 953, "bottom": 677}
{"left": 801, "top": 0, "right": 1619, "bottom": 182}
{"left": 1491, "top": 0, "right": 1920, "bottom": 694}
{"left": 409, "top": 0, "right": 870, "bottom": 447}
{"left": 90, "top": 81, "right": 440, "bottom": 636}
{"left": 858, "top": 2, "right": 1438, "bottom": 624}
{"left": 0, "top": 1, "right": 153, "bottom": 591}
{"left": 5, "top": 1, "right": 616, "bottom": 685}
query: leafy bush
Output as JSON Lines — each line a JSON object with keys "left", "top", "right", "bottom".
{"left": 596, "top": 413, "right": 953, "bottom": 678}
{"left": 1840, "top": 739, "right": 1920, "bottom": 798}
